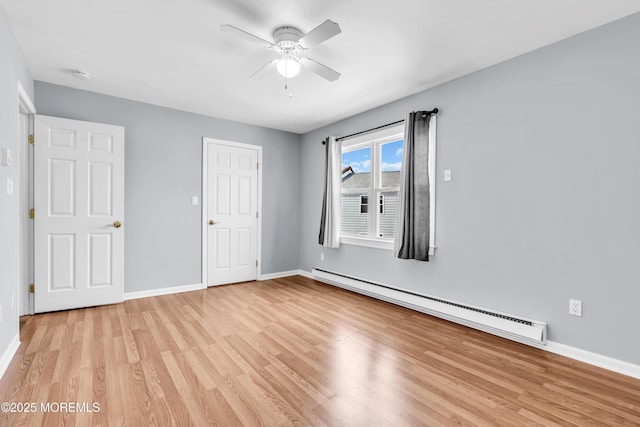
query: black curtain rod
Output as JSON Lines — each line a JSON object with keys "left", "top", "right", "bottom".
{"left": 323, "top": 108, "right": 439, "bottom": 144}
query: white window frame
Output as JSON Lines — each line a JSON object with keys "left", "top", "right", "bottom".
{"left": 340, "top": 117, "right": 437, "bottom": 254}
{"left": 340, "top": 124, "right": 404, "bottom": 250}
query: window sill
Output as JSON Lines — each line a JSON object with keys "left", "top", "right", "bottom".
{"left": 340, "top": 237, "right": 438, "bottom": 256}
{"left": 340, "top": 236, "right": 393, "bottom": 250}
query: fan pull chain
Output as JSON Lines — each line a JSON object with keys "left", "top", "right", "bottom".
{"left": 282, "top": 52, "right": 293, "bottom": 97}
{"left": 284, "top": 76, "right": 292, "bottom": 98}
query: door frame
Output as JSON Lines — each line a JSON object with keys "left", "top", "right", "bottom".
{"left": 17, "top": 82, "right": 35, "bottom": 316}
{"left": 201, "top": 137, "right": 262, "bottom": 287}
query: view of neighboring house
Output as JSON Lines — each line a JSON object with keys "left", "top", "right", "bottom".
{"left": 341, "top": 168, "right": 399, "bottom": 239}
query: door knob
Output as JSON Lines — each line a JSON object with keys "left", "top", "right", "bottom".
{"left": 209, "top": 220, "right": 215, "bottom": 225}
{"left": 113, "top": 221, "right": 122, "bottom": 228}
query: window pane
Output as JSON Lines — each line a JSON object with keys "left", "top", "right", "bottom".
{"left": 342, "top": 146, "right": 371, "bottom": 174}
{"left": 341, "top": 193, "right": 369, "bottom": 236}
{"left": 377, "top": 191, "right": 398, "bottom": 239}
{"left": 360, "top": 195, "right": 368, "bottom": 214}
{"left": 380, "top": 140, "right": 403, "bottom": 188}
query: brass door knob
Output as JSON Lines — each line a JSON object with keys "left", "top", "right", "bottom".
{"left": 113, "top": 221, "right": 122, "bottom": 228}
{"left": 209, "top": 220, "right": 215, "bottom": 225}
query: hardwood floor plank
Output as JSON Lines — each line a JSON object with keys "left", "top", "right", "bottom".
{"left": 1, "top": 276, "right": 638, "bottom": 426}
{"left": 542, "top": 382, "right": 640, "bottom": 424}
{"left": 182, "top": 347, "right": 219, "bottom": 391}
{"left": 202, "top": 342, "right": 245, "bottom": 378}
{"left": 105, "top": 362, "right": 125, "bottom": 423}
{"left": 160, "top": 351, "right": 210, "bottom": 426}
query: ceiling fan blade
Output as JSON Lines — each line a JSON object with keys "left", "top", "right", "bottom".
{"left": 220, "top": 24, "right": 274, "bottom": 48}
{"left": 250, "top": 60, "right": 278, "bottom": 79}
{"left": 302, "top": 58, "right": 341, "bottom": 81}
{"left": 298, "top": 20, "right": 341, "bottom": 48}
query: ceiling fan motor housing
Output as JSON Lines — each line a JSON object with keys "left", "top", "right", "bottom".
{"left": 273, "top": 26, "right": 303, "bottom": 52}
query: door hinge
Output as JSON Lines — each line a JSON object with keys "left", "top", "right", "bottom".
{"left": 256, "top": 162, "right": 259, "bottom": 170}
{"left": 29, "top": 208, "right": 34, "bottom": 219}
{"left": 256, "top": 260, "right": 258, "bottom": 267}
{"left": 256, "top": 211, "right": 258, "bottom": 219}
{"left": 28, "top": 134, "right": 34, "bottom": 144}
{"left": 29, "top": 283, "right": 34, "bottom": 293}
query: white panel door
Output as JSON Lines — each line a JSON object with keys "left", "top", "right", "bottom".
{"left": 34, "top": 115, "right": 125, "bottom": 313}
{"left": 207, "top": 142, "right": 258, "bottom": 286}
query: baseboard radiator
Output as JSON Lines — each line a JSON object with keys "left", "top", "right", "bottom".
{"left": 312, "top": 268, "right": 547, "bottom": 347}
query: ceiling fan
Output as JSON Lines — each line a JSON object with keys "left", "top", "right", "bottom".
{"left": 220, "top": 19, "right": 342, "bottom": 82}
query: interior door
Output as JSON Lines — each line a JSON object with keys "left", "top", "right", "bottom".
{"left": 207, "top": 142, "right": 258, "bottom": 286}
{"left": 34, "top": 115, "right": 125, "bottom": 313}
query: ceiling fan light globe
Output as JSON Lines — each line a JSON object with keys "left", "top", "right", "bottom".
{"left": 276, "top": 58, "right": 301, "bottom": 78}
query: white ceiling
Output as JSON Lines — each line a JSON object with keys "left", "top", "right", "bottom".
{"left": 3, "top": 0, "right": 640, "bottom": 134}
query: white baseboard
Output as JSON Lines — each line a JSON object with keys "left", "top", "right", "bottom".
{"left": 297, "top": 269, "right": 314, "bottom": 279}
{"left": 546, "top": 341, "right": 640, "bottom": 380}
{"left": 259, "top": 270, "right": 301, "bottom": 280}
{"left": 124, "top": 283, "right": 205, "bottom": 301}
{"left": 259, "top": 269, "right": 314, "bottom": 280}
{"left": 0, "top": 334, "right": 20, "bottom": 380}
{"left": 306, "top": 269, "right": 640, "bottom": 380}
{"left": 125, "top": 272, "right": 640, "bottom": 380}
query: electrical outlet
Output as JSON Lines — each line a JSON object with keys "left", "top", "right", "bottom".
{"left": 569, "top": 299, "right": 582, "bottom": 316}
{"left": 320, "top": 253, "right": 325, "bottom": 262}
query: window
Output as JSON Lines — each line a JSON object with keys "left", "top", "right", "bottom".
{"left": 360, "top": 195, "right": 368, "bottom": 214}
{"left": 340, "top": 124, "right": 404, "bottom": 249}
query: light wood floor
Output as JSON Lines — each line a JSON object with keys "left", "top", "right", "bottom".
{"left": 1, "top": 276, "right": 639, "bottom": 426}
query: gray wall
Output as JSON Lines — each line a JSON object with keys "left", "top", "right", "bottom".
{"left": 35, "top": 82, "right": 301, "bottom": 293}
{"left": 0, "top": 7, "right": 33, "bottom": 358}
{"left": 299, "top": 13, "right": 640, "bottom": 365}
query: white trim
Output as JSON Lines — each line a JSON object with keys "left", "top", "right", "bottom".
{"left": 201, "top": 138, "right": 263, "bottom": 287}
{"left": 18, "top": 82, "right": 36, "bottom": 114}
{"left": 546, "top": 341, "right": 640, "bottom": 380}
{"left": 341, "top": 236, "right": 393, "bottom": 250}
{"left": 259, "top": 270, "right": 302, "bottom": 280}
{"left": 312, "top": 268, "right": 546, "bottom": 346}
{"left": 120, "top": 271, "right": 640, "bottom": 379}
{"left": 201, "top": 140, "right": 207, "bottom": 286}
{"left": 259, "top": 269, "right": 314, "bottom": 280}
{"left": 17, "top": 82, "right": 35, "bottom": 317}
{"left": 0, "top": 334, "right": 20, "bottom": 380}
{"left": 306, "top": 268, "right": 640, "bottom": 380}
{"left": 297, "top": 269, "right": 314, "bottom": 279}
{"left": 124, "top": 283, "right": 205, "bottom": 301}
{"left": 258, "top": 270, "right": 313, "bottom": 280}
{"left": 341, "top": 125, "right": 404, "bottom": 247}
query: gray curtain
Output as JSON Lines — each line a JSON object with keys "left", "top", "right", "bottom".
{"left": 318, "top": 136, "right": 341, "bottom": 248}
{"left": 394, "top": 111, "right": 432, "bottom": 261}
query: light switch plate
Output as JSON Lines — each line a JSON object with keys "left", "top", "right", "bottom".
{"left": 444, "top": 169, "right": 452, "bottom": 182}
{"left": 191, "top": 196, "right": 199, "bottom": 206}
